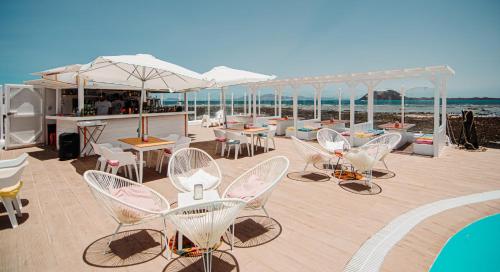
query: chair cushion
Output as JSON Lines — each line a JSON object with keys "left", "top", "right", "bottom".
{"left": 178, "top": 169, "right": 219, "bottom": 191}
{"left": 0, "top": 181, "right": 23, "bottom": 198}
{"left": 227, "top": 139, "right": 240, "bottom": 145}
{"left": 164, "top": 148, "right": 172, "bottom": 154}
{"left": 215, "top": 137, "right": 226, "bottom": 142}
{"left": 111, "top": 186, "right": 161, "bottom": 223}
{"left": 226, "top": 175, "right": 267, "bottom": 201}
{"left": 107, "top": 160, "right": 120, "bottom": 167}
{"left": 325, "top": 141, "right": 345, "bottom": 152}
{"left": 344, "top": 149, "right": 376, "bottom": 172}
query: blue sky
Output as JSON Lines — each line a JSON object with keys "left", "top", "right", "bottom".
{"left": 1, "top": 0, "right": 500, "bottom": 97}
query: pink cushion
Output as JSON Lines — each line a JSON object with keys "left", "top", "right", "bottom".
{"left": 215, "top": 137, "right": 226, "bottom": 142}
{"left": 107, "top": 160, "right": 120, "bottom": 167}
{"left": 164, "top": 148, "right": 172, "bottom": 154}
{"left": 111, "top": 186, "right": 160, "bottom": 212}
{"left": 226, "top": 175, "right": 268, "bottom": 201}
{"left": 415, "top": 139, "right": 433, "bottom": 145}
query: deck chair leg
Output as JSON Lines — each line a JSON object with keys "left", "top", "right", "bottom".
{"left": 95, "top": 160, "right": 100, "bottom": 170}
{"left": 162, "top": 218, "right": 171, "bottom": 260}
{"left": 2, "top": 197, "right": 18, "bottom": 228}
{"left": 12, "top": 196, "right": 22, "bottom": 217}
{"left": 303, "top": 162, "right": 309, "bottom": 172}
{"left": 133, "top": 164, "right": 140, "bottom": 182}
{"left": 104, "top": 223, "right": 122, "bottom": 254}
{"left": 262, "top": 206, "right": 270, "bottom": 218}
{"left": 230, "top": 221, "right": 235, "bottom": 251}
{"left": 382, "top": 159, "right": 389, "bottom": 170}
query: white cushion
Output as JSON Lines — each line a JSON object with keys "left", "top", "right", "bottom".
{"left": 179, "top": 169, "right": 219, "bottom": 191}
{"left": 344, "top": 149, "right": 376, "bottom": 172}
{"left": 325, "top": 141, "right": 345, "bottom": 152}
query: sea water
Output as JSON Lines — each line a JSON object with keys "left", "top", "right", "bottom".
{"left": 161, "top": 98, "right": 500, "bottom": 116}
{"left": 430, "top": 214, "right": 500, "bottom": 272}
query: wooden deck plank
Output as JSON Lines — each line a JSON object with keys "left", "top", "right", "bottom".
{"left": 0, "top": 126, "right": 499, "bottom": 272}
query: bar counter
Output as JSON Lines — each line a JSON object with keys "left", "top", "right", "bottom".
{"left": 46, "top": 112, "right": 192, "bottom": 152}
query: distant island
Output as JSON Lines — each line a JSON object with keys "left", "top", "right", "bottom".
{"left": 357, "top": 90, "right": 500, "bottom": 101}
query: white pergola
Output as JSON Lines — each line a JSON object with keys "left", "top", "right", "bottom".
{"left": 247, "top": 65, "right": 455, "bottom": 157}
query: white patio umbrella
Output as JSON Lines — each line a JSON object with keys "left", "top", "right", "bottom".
{"left": 78, "top": 54, "right": 212, "bottom": 138}
{"left": 202, "top": 66, "right": 276, "bottom": 127}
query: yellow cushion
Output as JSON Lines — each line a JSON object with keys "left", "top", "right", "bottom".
{"left": 0, "top": 181, "right": 23, "bottom": 198}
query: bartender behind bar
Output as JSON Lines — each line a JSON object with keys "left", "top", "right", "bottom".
{"left": 95, "top": 96, "right": 112, "bottom": 115}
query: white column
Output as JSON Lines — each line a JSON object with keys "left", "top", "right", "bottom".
{"left": 231, "top": 92, "right": 234, "bottom": 116}
{"left": 55, "top": 88, "right": 61, "bottom": 114}
{"left": 338, "top": 89, "right": 342, "bottom": 120}
{"left": 194, "top": 92, "right": 197, "bottom": 120}
{"left": 207, "top": 92, "right": 211, "bottom": 117}
{"left": 367, "top": 83, "right": 375, "bottom": 127}
{"left": 317, "top": 88, "right": 322, "bottom": 120}
{"left": 348, "top": 83, "right": 356, "bottom": 144}
{"left": 219, "top": 90, "right": 223, "bottom": 111}
{"left": 243, "top": 91, "right": 247, "bottom": 115}
{"left": 248, "top": 90, "right": 252, "bottom": 116}
{"left": 185, "top": 92, "right": 189, "bottom": 112}
{"left": 274, "top": 89, "right": 277, "bottom": 116}
{"left": 278, "top": 88, "right": 282, "bottom": 117}
{"left": 400, "top": 87, "right": 405, "bottom": 124}
{"left": 441, "top": 79, "right": 447, "bottom": 128}
{"left": 433, "top": 84, "right": 440, "bottom": 157}
{"left": 258, "top": 90, "right": 261, "bottom": 116}
{"left": 252, "top": 88, "right": 257, "bottom": 124}
{"left": 77, "top": 76, "right": 84, "bottom": 112}
{"left": 313, "top": 89, "right": 317, "bottom": 119}
{"left": 292, "top": 86, "right": 299, "bottom": 130}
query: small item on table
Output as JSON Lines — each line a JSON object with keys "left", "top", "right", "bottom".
{"left": 193, "top": 184, "right": 203, "bottom": 200}
{"left": 143, "top": 134, "right": 149, "bottom": 142}
{"left": 394, "top": 121, "right": 400, "bottom": 128}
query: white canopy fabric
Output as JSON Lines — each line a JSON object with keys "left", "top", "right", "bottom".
{"left": 32, "top": 64, "right": 83, "bottom": 76}
{"left": 79, "top": 54, "right": 212, "bottom": 92}
{"left": 78, "top": 54, "right": 213, "bottom": 138}
{"left": 202, "top": 66, "right": 276, "bottom": 88}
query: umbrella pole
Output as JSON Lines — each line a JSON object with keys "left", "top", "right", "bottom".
{"left": 222, "top": 87, "right": 228, "bottom": 128}
{"left": 138, "top": 80, "right": 145, "bottom": 138}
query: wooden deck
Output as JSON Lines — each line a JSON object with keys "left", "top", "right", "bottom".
{"left": 1, "top": 125, "right": 499, "bottom": 272}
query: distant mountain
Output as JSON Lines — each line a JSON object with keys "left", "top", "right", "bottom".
{"left": 358, "top": 90, "right": 402, "bottom": 101}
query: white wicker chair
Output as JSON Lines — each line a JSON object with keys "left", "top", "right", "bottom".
{"left": 157, "top": 136, "right": 192, "bottom": 174}
{"left": 291, "top": 136, "right": 333, "bottom": 172}
{"left": 83, "top": 170, "right": 171, "bottom": 255}
{"left": 167, "top": 148, "right": 222, "bottom": 193}
{"left": 361, "top": 133, "right": 402, "bottom": 170}
{"left": 0, "top": 161, "right": 29, "bottom": 228}
{"left": 222, "top": 156, "right": 290, "bottom": 249}
{"left": 343, "top": 143, "right": 387, "bottom": 189}
{"left": 165, "top": 199, "right": 246, "bottom": 272}
{"left": 90, "top": 142, "right": 123, "bottom": 171}
{"left": 317, "top": 128, "right": 351, "bottom": 170}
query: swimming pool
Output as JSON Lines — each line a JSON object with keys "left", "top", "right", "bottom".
{"left": 430, "top": 213, "right": 500, "bottom": 272}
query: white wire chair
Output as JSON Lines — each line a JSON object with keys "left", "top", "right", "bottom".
{"left": 0, "top": 161, "right": 29, "bottom": 228}
{"left": 361, "top": 133, "right": 402, "bottom": 170}
{"left": 222, "top": 156, "right": 290, "bottom": 249}
{"left": 343, "top": 143, "right": 387, "bottom": 189}
{"left": 291, "top": 136, "right": 333, "bottom": 172}
{"left": 316, "top": 128, "right": 351, "bottom": 170}
{"left": 83, "top": 170, "right": 171, "bottom": 255}
{"left": 167, "top": 148, "right": 222, "bottom": 193}
{"left": 165, "top": 199, "right": 246, "bottom": 272}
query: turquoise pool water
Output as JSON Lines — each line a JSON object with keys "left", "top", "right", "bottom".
{"left": 430, "top": 213, "right": 500, "bottom": 272}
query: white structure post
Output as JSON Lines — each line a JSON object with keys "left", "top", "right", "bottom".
{"left": 313, "top": 83, "right": 323, "bottom": 121}
{"left": 252, "top": 88, "right": 257, "bottom": 124}
{"left": 194, "top": 92, "right": 197, "bottom": 120}
{"left": 441, "top": 79, "right": 447, "bottom": 128}
{"left": 313, "top": 89, "right": 317, "bottom": 119}
{"left": 258, "top": 90, "right": 261, "bottom": 116}
{"left": 366, "top": 81, "right": 377, "bottom": 128}
{"left": 243, "top": 91, "right": 247, "bottom": 115}
{"left": 431, "top": 76, "right": 440, "bottom": 157}
{"left": 231, "top": 92, "right": 234, "bottom": 116}
{"left": 207, "top": 92, "right": 211, "bottom": 117}
{"left": 338, "top": 89, "right": 342, "bottom": 120}
{"left": 274, "top": 89, "right": 277, "bottom": 116}
{"left": 219, "top": 90, "right": 223, "bottom": 112}
{"left": 348, "top": 83, "right": 357, "bottom": 144}
{"left": 400, "top": 86, "right": 405, "bottom": 125}
{"left": 55, "top": 88, "right": 61, "bottom": 114}
{"left": 278, "top": 87, "right": 283, "bottom": 117}
{"left": 248, "top": 90, "right": 252, "bottom": 116}
{"left": 292, "top": 85, "right": 299, "bottom": 130}
{"left": 77, "top": 76, "right": 84, "bottom": 112}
